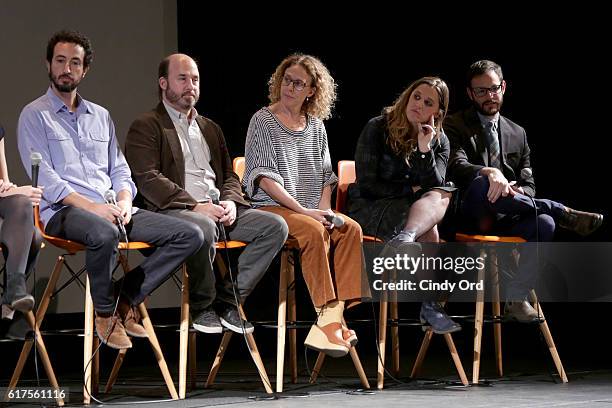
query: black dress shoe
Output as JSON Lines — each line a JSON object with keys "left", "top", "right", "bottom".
{"left": 420, "top": 301, "right": 461, "bottom": 334}
{"left": 558, "top": 207, "right": 603, "bottom": 236}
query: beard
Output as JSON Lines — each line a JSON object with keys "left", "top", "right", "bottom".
{"left": 473, "top": 98, "right": 503, "bottom": 116}
{"left": 49, "top": 71, "right": 81, "bottom": 93}
{"left": 165, "top": 87, "right": 199, "bottom": 111}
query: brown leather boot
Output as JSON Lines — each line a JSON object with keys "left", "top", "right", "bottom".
{"left": 117, "top": 298, "right": 148, "bottom": 338}
{"left": 95, "top": 315, "right": 132, "bottom": 349}
{"left": 558, "top": 207, "right": 603, "bottom": 236}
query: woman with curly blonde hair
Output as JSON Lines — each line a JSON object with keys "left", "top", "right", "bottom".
{"left": 347, "top": 77, "right": 460, "bottom": 334}
{"left": 243, "top": 54, "right": 369, "bottom": 357}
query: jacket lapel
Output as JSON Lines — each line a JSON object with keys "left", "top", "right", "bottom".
{"left": 466, "top": 108, "right": 489, "bottom": 166}
{"left": 156, "top": 103, "right": 186, "bottom": 187}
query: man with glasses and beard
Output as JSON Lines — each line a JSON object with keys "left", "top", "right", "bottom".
{"left": 17, "top": 31, "right": 204, "bottom": 350}
{"left": 445, "top": 60, "right": 603, "bottom": 321}
{"left": 124, "top": 54, "right": 287, "bottom": 335}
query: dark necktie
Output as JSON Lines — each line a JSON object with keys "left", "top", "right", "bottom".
{"left": 485, "top": 121, "right": 501, "bottom": 169}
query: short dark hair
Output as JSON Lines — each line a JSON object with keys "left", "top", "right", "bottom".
{"left": 46, "top": 30, "right": 94, "bottom": 68}
{"left": 157, "top": 56, "right": 171, "bottom": 99}
{"left": 467, "top": 60, "right": 503, "bottom": 86}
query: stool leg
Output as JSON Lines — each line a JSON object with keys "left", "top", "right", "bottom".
{"left": 410, "top": 330, "right": 434, "bottom": 378}
{"left": 529, "top": 291, "right": 568, "bottom": 383}
{"left": 138, "top": 303, "right": 179, "bottom": 399}
{"left": 92, "top": 335, "right": 100, "bottom": 395}
{"left": 444, "top": 333, "right": 469, "bottom": 386}
{"left": 179, "top": 265, "right": 189, "bottom": 399}
{"left": 105, "top": 348, "right": 127, "bottom": 393}
{"left": 245, "top": 331, "right": 273, "bottom": 393}
{"left": 25, "top": 311, "right": 65, "bottom": 406}
{"left": 276, "top": 249, "right": 289, "bottom": 392}
{"left": 206, "top": 332, "right": 232, "bottom": 388}
{"left": 7, "top": 256, "right": 65, "bottom": 398}
{"left": 349, "top": 348, "right": 370, "bottom": 389}
{"left": 377, "top": 292, "right": 388, "bottom": 389}
{"left": 491, "top": 252, "right": 503, "bottom": 377}
{"left": 309, "top": 353, "right": 326, "bottom": 383}
{"left": 188, "top": 332, "right": 197, "bottom": 391}
{"left": 83, "top": 276, "right": 95, "bottom": 404}
{"left": 472, "top": 249, "right": 486, "bottom": 384}
{"left": 287, "top": 255, "right": 298, "bottom": 384}
{"left": 390, "top": 299, "right": 400, "bottom": 376}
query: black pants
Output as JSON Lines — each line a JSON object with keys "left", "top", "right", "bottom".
{"left": 46, "top": 207, "right": 204, "bottom": 313}
{"left": 0, "top": 195, "right": 42, "bottom": 305}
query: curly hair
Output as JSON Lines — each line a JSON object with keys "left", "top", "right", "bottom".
{"left": 384, "top": 77, "right": 449, "bottom": 157}
{"left": 268, "top": 54, "right": 337, "bottom": 120}
{"left": 46, "top": 30, "right": 94, "bottom": 68}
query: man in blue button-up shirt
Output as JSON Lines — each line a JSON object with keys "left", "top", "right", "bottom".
{"left": 17, "top": 30, "right": 204, "bottom": 350}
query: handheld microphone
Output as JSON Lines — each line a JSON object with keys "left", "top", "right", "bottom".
{"left": 30, "top": 152, "right": 42, "bottom": 188}
{"left": 520, "top": 167, "right": 532, "bottom": 180}
{"left": 209, "top": 187, "right": 221, "bottom": 205}
{"left": 104, "top": 189, "right": 127, "bottom": 238}
{"left": 324, "top": 212, "right": 345, "bottom": 228}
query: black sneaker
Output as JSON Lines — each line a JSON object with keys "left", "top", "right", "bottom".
{"left": 192, "top": 308, "right": 223, "bottom": 334}
{"left": 219, "top": 305, "right": 254, "bottom": 334}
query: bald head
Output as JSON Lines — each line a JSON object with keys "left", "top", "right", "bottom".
{"left": 158, "top": 53, "right": 200, "bottom": 115}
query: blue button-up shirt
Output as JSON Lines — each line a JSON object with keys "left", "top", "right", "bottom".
{"left": 17, "top": 88, "right": 137, "bottom": 226}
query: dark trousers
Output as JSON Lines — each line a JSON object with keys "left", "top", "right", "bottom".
{"left": 46, "top": 207, "right": 204, "bottom": 313}
{"left": 461, "top": 176, "right": 564, "bottom": 299}
{"left": 0, "top": 195, "right": 42, "bottom": 304}
{"left": 160, "top": 206, "right": 288, "bottom": 312}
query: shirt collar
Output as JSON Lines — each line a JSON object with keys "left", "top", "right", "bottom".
{"left": 476, "top": 111, "right": 500, "bottom": 130}
{"left": 162, "top": 100, "right": 198, "bottom": 125}
{"left": 45, "top": 87, "right": 91, "bottom": 115}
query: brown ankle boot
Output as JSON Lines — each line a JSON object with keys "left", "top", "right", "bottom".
{"left": 559, "top": 207, "right": 603, "bottom": 236}
{"left": 117, "top": 298, "right": 148, "bottom": 338}
{"left": 95, "top": 315, "right": 132, "bottom": 349}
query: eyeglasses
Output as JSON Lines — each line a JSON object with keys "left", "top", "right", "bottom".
{"left": 471, "top": 84, "right": 503, "bottom": 97}
{"left": 282, "top": 75, "right": 308, "bottom": 91}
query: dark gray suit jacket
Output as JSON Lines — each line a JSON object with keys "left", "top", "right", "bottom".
{"left": 445, "top": 106, "right": 536, "bottom": 197}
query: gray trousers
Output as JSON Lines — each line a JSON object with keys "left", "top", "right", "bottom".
{"left": 161, "top": 206, "right": 288, "bottom": 311}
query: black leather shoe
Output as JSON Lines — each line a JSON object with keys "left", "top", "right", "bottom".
{"left": 558, "top": 207, "right": 603, "bottom": 236}
{"left": 420, "top": 301, "right": 461, "bottom": 334}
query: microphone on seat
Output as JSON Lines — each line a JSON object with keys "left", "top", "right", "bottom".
{"left": 324, "top": 212, "right": 345, "bottom": 228}
{"left": 30, "top": 152, "right": 42, "bottom": 188}
{"left": 104, "top": 189, "right": 127, "bottom": 237}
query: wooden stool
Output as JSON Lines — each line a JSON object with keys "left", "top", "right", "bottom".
{"left": 412, "top": 233, "right": 568, "bottom": 384}
{"left": 9, "top": 206, "right": 178, "bottom": 404}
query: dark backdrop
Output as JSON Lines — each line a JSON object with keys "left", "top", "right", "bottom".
{"left": 177, "top": 5, "right": 610, "bottom": 242}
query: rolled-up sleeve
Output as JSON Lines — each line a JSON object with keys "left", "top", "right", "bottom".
{"left": 17, "top": 106, "right": 76, "bottom": 204}
{"left": 243, "top": 114, "right": 285, "bottom": 198}
{"left": 106, "top": 114, "right": 137, "bottom": 198}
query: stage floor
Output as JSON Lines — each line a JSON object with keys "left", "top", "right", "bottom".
{"left": 5, "top": 367, "right": 612, "bottom": 407}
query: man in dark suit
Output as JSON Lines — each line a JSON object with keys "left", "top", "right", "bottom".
{"left": 445, "top": 60, "right": 603, "bottom": 321}
{"left": 125, "top": 54, "right": 287, "bottom": 334}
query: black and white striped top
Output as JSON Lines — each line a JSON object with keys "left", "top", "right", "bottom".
{"left": 243, "top": 107, "right": 338, "bottom": 209}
